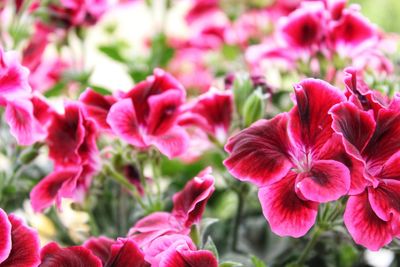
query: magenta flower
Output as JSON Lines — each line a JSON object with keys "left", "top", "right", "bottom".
{"left": 107, "top": 69, "right": 189, "bottom": 159}
{"left": 80, "top": 88, "right": 116, "bottom": 132}
{"left": 224, "top": 79, "right": 359, "bottom": 237}
{"left": 30, "top": 102, "right": 99, "bottom": 211}
{"left": 329, "top": 70, "right": 400, "bottom": 250}
{"left": 179, "top": 89, "right": 233, "bottom": 143}
{"left": 128, "top": 168, "right": 215, "bottom": 247}
{"left": 84, "top": 237, "right": 150, "bottom": 267}
{"left": 145, "top": 234, "right": 218, "bottom": 267}
{"left": 0, "top": 208, "right": 40, "bottom": 267}
{"left": 39, "top": 242, "right": 102, "bottom": 267}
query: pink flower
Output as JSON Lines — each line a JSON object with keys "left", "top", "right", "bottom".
{"left": 145, "top": 234, "right": 218, "bottom": 267}
{"left": 106, "top": 69, "right": 189, "bottom": 159}
{"left": 329, "top": 69, "right": 400, "bottom": 250}
{"left": 128, "top": 168, "right": 215, "bottom": 248}
{"left": 39, "top": 242, "right": 102, "bottom": 267}
{"left": 224, "top": 79, "right": 360, "bottom": 237}
{"left": 179, "top": 89, "right": 233, "bottom": 144}
{"left": 84, "top": 237, "right": 150, "bottom": 267}
{"left": 30, "top": 102, "right": 99, "bottom": 211}
{"left": 80, "top": 88, "right": 116, "bottom": 132}
{"left": 0, "top": 208, "right": 40, "bottom": 267}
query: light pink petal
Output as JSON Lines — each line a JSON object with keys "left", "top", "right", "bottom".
{"left": 0, "top": 214, "right": 41, "bottom": 267}
{"left": 224, "top": 114, "right": 293, "bottom": 187}
{"left": 107, "top": 99, "right": 145, "bottom": 147}
{"left": 296, "top": 160, "right": 350, "bottom": 203}
{"left": 0, "top": 209, "right": 11, "bottom": 264}
{"left": 148, "top": 126, "right": 189, "bottom": 159}
{"left": 289, "top": 78, "right": 346, "bottom": 152}
{"left": 5, "top": 99, "right": 46, "bottom": 145}
{"left": 258, "top": 171, "right": 318, "bottom": 237}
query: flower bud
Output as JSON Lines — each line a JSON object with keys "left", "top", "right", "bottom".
{"left": 242, "top": 88, "right": 265, "bottom": 127}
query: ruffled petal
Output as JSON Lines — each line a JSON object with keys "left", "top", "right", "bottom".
{"left": 172, "top": 168, "right": 215, "bottom": 227}
{"left": 107, "top": 99, "right": 145, "bottom": 147}
{"left": 344, "top": 193, "right": 393, "bottom": 251}
{"left": 289, "top": 78, "right": 345, "bottom": 152}
{"left": 368, "top": 180, "right": 400, "bottom": 223}
{"left": 0, "top": 214, "right": 41, "bottom": 267}
{"left": 0, "top": 209, "right": 11, "bottom": 264}
{"left": 296, "top": 160, "right": 350, "bottom": 203}
{"left": 258, "top": 171, "right": 318, "bottom": 237}
{"left": 329, "top": 101, "right": 376, "bottom": 160}
{"left": 39, "top": 242, "right": 102, "bottom": 267}
{"left": 224, "top": 114, "right": 293, "bottom": 187}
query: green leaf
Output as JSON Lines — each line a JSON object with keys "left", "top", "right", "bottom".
{"left": 204, "top": 236, "right": 219, "bottom": 261}
{"left": 336, "top": 244, "right": 358, "bottom": 267}
{"left": 44, "top": 82, "right": 66, "bottom": 98}
{"left": 251, "top": 255, "right": 267, "bottom": 267}
{"left": 222, "top": 45, "right": 241, "bottom": 61}
{"left": 89, "top": 85, "right": 112, "bottom": 96}
{"left": 98, "top": 41, "right": 130, "bottom": 63}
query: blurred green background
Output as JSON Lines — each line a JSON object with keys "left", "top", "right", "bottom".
{"left": 353, "top": 0, "right": 400, "bottom": 32}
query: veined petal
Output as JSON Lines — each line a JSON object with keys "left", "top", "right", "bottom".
{"left": 224, "top": 114, "right": 293, "bottom": 187}
{"left": 258, "top": 171, "right": 318, "bottom": 237}
{"left": 83, "top": 236, "right": 114, "bottom": 265}
{"left": 296, "top": 160, "right": 350, "bottom": 203}
{"left": 0, "top": 209, "right": 11, "bottom": 264}
{"left": 106, "top": 238, "right": 149, "bottom": 267}
{"left": 289, "top": 79, "right": 345, "bottom": 152}
{"left": 329, "top": 101, "right": 376, "bottom": 160}
{"left": 107, "top": 99, "right": 145, "bottom": 147}
{"left": 39, "top": 242, "right": 102, "bottom": 267}
{"left": 344, "top": 193, "right": 393, "bottom": 251}
{"left": 368, "top": 180, "right": 400, "bottom": 223}
{"left": 0, "top": 214, "right": 41, "bottom": 267}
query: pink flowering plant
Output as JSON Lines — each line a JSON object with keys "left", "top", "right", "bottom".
{"left": 0, "top": 0, "right": 400, "bottom": 266}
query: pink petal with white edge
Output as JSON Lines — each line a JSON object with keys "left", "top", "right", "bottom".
{"left": 148, "top": 126, "right": 189, "bottom": 159}
{"left": 258, "top": 171, "right": 318, "bottom": 238}
{"left": 5, "top": 99, "right": 46, "bottom": 146}
{"left": 344, "top": 193, "right": 393, "bottom": 251}
{"left": 0, "top": 209, "right": 11, "bottom": 264}
{"left": 0, "top": 214, "right": 41, "bottom": 267}
{"left": 224, "top": 114, "right": 293, "bottom": 187}
{"left": 296, "top": 160, "right": 350, "bottom": 203}
{"left": 107, "top": 99, "right": 145, "bottom": 147}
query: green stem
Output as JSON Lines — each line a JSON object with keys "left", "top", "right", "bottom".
{"left": 232, "top": 189, "right": 245, "bottom": 252}
{"left": 296, "top": 227, "right": 322, "bottom": 266}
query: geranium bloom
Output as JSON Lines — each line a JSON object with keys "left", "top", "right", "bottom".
{"left": 0, "top": 208, "right": 40, "bottom": 267}
{"left": 84, "top": 237, "right": 149, "bottom": 266}
{"left": 179, "top": 89, "right": 233, "bottom": 144}
{"left": 128, "top": 168, "right": 215, "bottom": 248}
{"left": 224, "top": 79, "right": 360, "bottom": 237}
{"left": 39, "top": 242, "right": 102, "bottom": 267}
{"left": 30, "top": 102, "right": 100, "bottom": 211}
{"left": 329, "top": 69, "right": 400, "bottom": 250}
{"left": 107, "top": 69, "right": 189, "bottom": 159}
{"left": 145, "top": 234, "right": 218, "bottom": 267}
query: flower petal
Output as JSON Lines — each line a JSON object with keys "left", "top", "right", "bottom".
{"left": 106, "top": 238, "right": 149, "bottom": 267}
{"left": 172, "top": 168, "right": 215, "bottom": 227}
{"left": 107, "top": 99, "right": 145, "bottom": 147}
{"left": 83, "top": 236, "right": 114, "bottom": 265}
{"left": 0, "top": 209, "right": 11, "bottom": 264}
{"left": 39, "top": 242, "right": 102, "bottom": 267}
{"left": 258, "top": 171, "right": 318, "bottom": 237}
{"left": 368, "top": 180, "right": 400, "bottom": 223}
{"left": 296, "top": 160, "right": 350, "bottom": 203}
{"left": 30, "top": 167, "right": 80, "bottom": 212}
{"left": 0, "top": 214, "right": 41, "bottom": 267}
{"left": 289, "top": 78, "right": 345, "bottom": 151}
{"left": 148, "top": 126, "right": 189, "bottom": 159}
{"left": 344, "top": 193, "right": 393, "bottom": 251}
{"left": 224, "top": 114, "right": 293, "bottom": 187}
